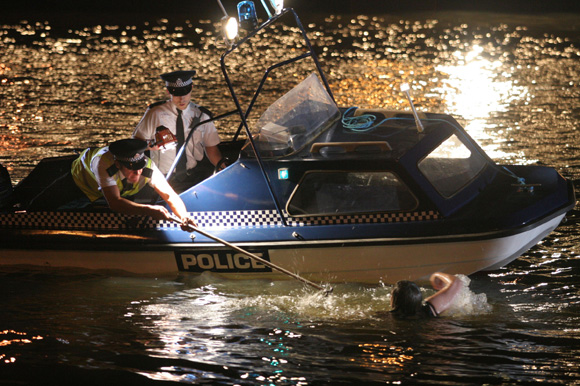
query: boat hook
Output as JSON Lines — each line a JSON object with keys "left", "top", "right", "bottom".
{"left": 168, "top": 214, "right": 333, "bottom": 296}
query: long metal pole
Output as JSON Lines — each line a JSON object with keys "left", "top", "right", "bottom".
{"left": 169, "top": 215, "right": 332, "bottom": 295}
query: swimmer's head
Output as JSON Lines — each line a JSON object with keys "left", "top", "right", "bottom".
{"left": 390, "top": 280, "right": 423, "bottom": 316}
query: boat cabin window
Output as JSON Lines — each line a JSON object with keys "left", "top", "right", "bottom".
{"left": 418, "top": 134, "right": 487, "bottom": 198}
{"left": 287, "top": 171, "right": 418, "bottom": 216}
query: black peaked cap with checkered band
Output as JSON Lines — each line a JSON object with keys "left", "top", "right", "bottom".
{"left": 109, "top": 139, "right": 148, "bottom": 170}
{"left": 160, "top": 70, "right": 196, "bottom": 96}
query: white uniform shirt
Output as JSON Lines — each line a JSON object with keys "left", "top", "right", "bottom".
{"left": 132, "top": 101, "right": 220, "bottom": 175}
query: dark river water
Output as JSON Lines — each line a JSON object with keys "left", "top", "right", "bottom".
{"left": 1, "top": 8, "right": 580, "bottom": 385}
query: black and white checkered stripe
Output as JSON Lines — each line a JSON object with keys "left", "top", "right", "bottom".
{"left": 0, "top": 209, "right": 440, "bottom": 230}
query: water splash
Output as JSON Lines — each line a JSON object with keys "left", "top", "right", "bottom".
{"left": 440, "top": 274, "right": 493, "bottom": 317}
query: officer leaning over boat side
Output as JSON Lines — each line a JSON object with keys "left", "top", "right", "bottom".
{"left": 132, "top": 70, "right": 225, "bottom": 192}
{"left": 27, "top": 139, "right": 196, "bottom": 228}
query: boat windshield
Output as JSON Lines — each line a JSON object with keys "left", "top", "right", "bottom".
{"left": 250, "top": 73, "right": 340, "bottom": 157}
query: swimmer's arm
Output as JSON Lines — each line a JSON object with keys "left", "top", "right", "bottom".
{"left": 425, "top": 272, "right": 463, "bottom": 315}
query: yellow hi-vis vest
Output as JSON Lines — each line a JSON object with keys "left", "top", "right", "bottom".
{"left": 71, "top": 147, "right": 153, "bottom": 202}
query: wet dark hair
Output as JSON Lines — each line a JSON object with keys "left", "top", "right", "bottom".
{"left": 390, "top": 280, "right": 423, "bottom": 316}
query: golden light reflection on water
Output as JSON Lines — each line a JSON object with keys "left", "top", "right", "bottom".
{"left": 330, "top": 42, "right": 537, "bottom": 162}
{"left": 330, "top": 59, "right": 447, "bottom": 112}
{"left": 435, "top": 45, "right": 532, "bottom": 161}
{"left": 0, "top": 329, "right": 44, "bottom": 364}
{"left": 355, "top": 343, "right": 414, "bottom": 368}
{"left": 2, "top": 13, "right": 579, "bottom": 183}
{"left": 437, "top": 46, "right": 513, "bottom": 119}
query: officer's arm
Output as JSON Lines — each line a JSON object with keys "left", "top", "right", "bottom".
{"left": 148, "top": 169, "right": 196, "bottom": 226}
{"left": 206, "top": 145, "right": 223, "bottom": 168}
{"left": 101, "top": 184, "right": 170, "bottom": 220}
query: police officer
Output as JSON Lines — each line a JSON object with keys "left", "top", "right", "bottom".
{"left": 132, "top": 70, "right": 224, "bottom": 191}
{"left": 28, "top": 139, "right": 195, "bottom": 227}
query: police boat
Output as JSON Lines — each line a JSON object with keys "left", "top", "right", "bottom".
{"left": 0, "top": 4, "right": 575, "bottom": 284}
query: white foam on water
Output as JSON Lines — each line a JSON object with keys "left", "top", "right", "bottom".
{"left": 439, "top": 274, "right": 493, "bottom": 317}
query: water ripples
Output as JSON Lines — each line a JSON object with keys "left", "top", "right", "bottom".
{"left": 1, "top": 10, "right": 580, "bottom": 385}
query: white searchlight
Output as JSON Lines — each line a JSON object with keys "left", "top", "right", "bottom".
{"left": 223, "top": 16, "right": 239, "bottom": 42}
{"left": 215, "top": 0, "right": 240, "bottom": 44}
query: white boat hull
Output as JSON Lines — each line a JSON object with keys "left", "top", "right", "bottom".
{"left": 0, "top": 214, "right": 564, "bottom": 284}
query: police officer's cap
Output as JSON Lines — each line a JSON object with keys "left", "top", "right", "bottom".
{"left": 160, "top": 70, "right": 196, "bottom": 96}
{"left": 109, "top": 139, "right": 148, "bottom": 170}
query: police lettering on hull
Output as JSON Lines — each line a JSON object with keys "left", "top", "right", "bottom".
{"left": 175, "top": 249, "right": 272, "bottom": 273}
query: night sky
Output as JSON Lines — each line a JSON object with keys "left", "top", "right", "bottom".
{"left": 3, "top": 0, "right": 579, "bottom": 24}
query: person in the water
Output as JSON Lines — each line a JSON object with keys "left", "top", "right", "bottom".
{"left": 390, "top": 272, "right": 463, "bottom": 318}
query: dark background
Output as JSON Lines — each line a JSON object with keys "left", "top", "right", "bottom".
{"left": 3, "top": 0, "right": 580, "bottom": 24}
